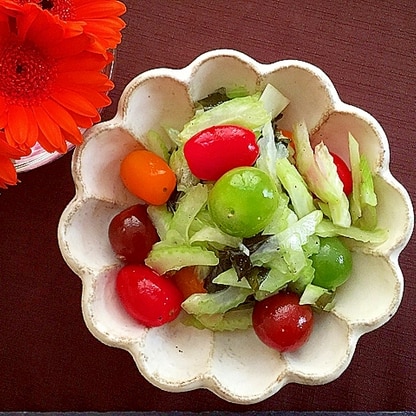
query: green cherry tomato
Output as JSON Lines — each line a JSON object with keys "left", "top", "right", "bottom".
{"left": 311, "top": 237, "right": 353, "bottom": 290}
{"left": 208, "top": 166, "right": 278, "bottom": 238}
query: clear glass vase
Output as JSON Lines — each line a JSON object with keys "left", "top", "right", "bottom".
{"left": 13, "top": 54, "right": 116, "bottom": 173}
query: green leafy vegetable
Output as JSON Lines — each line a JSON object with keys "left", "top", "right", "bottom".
{"left": 292, "top": 121, "right": 351, "bottom": 227}
{"left": 178, "top": 94, "right": 271, "bottom": 142}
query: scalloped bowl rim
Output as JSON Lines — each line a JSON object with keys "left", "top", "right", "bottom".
{"left": 58, "top": 49, "right": 414, "bottom": 404}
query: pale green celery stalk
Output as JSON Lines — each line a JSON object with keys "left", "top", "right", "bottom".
{"left": 212, "top": 268, "right": 252, "bottom": 289}
{"left": 348, "top": 133, "right": 377, "bottom": 231}
{"left": 303, "top": 234, "right": 321, "bottom": 256}
{"left": 287, "top": 258, "right": 315, "bottom": 294}
{"left": 254, "top": 210, "right": 323, "bottom": 257}
{"left": 164, "top": 127, "right": 182, "bottom": 147}
{"left": 252, "top": 210, "right": 322, "bottom": 284}
{"left": 181, "top": 286, "right": 253, "bottom": 315}
{"left": 299, "top": 283, "right": 330, "bottom": 305}
{"left": 190, "top": 226, "right": 242, "bottom": 248}
{"left": 147, "top": 205, "right": 173, "bottom": 240}
{"left": 168, "top": 183, "right": 208, "bottom": 242}
{"left": 316, "top": 219, "right": 388, "bottom": 244}
{"left": 226, "top": 86, "right": 250, "bottom": 98}
{"left": 145, "top": 243, "right": 219, "bottom": 274}
{"left": 358, "top": 157, "right": 378, "bottom": 230}
{"left": 169, "top": 146, "right": 199, "bottom": 192}
{"left": 185, "top": 308, "right": 253, "bottom": 331}
{"left": 276, "top": 157, "right": 315, "bottom": 218}
{"left": 178, "top": 94, "right": 271, "bottom": 142}
{"left": 259, "top": 83, "right": 290, "bottom": 119}
{"left": 348, "top": 133, "right": 378, "bottom": 230}
{"left": 257, "top": 261, "right": 296, "bottom": 294}
{"left": 144, "top": 130, "right": 173, "bottom": 162}
{"left": 145, "top": 183, "right": 219, "bottom": 274}
{"left": 349, "top": 132, "right": 362, "bottom": 222}
{"left": 262, "top": 191, "right": 298, "bottom": 235}
{"left": 360, "top": 157, "right": 377, "bottom": 206}
{"left": 256, "top": 121, "right": 287, "bottom": 189}
{"left": 292, "top": 122, "right": 351, "bottom": 228}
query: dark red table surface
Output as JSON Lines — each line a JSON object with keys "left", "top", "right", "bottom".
{"left": 1, "top": 0, "right": 415, "bottom": 412}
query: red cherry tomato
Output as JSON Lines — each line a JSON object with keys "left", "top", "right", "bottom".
{"left": 183, "top": 125, "right": 259, "bottom": 181}
{"left": 330, "top": 152, "right": 353, "bottom": 196}
{"left": 116, "top": 264, "right": 184, "bottom": 327}
{"left": 108, "top": 204, "right": 159, "bottom": 263}
{"left": 252, "top": 292, "right": 314, "bottom": 352}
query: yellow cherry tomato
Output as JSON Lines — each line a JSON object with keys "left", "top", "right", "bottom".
{"left": 120, "top": 149, "right": 176, "bottom": 205}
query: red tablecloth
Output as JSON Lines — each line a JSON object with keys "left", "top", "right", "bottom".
{"left": 1, "top": 0, "right": 415, "bottom": 411}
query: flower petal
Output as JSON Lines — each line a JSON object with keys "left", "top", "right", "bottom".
{"left": 56, "top": 70, "right": 114, "bottom": 89}
{"left": 74, "top": 1, "right": 126, "bottom": 19}
{"left": 19, "top": 4, "right": 63, "bottom": 46}
{"left": 0, "top": 95, "right": 6, "bottom": 112}
{"left": 50, "top": 88, "right": 99, "bottom": 117}
{"left": 44, "top": 33, "right": 93, "bottom": 58}
{"left": 0, "top": 154, "right": 18, "bottom": 188}
{"left": 32, "top": 105, "right": 66, "bottom": 153}
{"left": 66, "top": 111, "right": 96, "bottom": 129}
{"left": 41, "top": 99, "right": 83, "bottom": 145}
{"left": 7, "top": 104, "right": 30, "bottom": 145}
{"left": 0, "top": 96, "right": 7, "bottom": 125}
{"left": 65, "top": 87, "right": 112, "bottom": 109}
{"left": 56, "top": 52, "right": 113, "bottom": 72}
{"left": 0, "top": 132, "right": 29, "bottom": 158}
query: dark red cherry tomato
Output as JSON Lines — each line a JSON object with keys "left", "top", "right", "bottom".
{"left": 330, "top": 152, "right": 353, "bottom": 196}
{"left": 183, "top": 125, "right": 259, "bottom": 181}
{"left": 108, "top": 204, "right": 159, "bottom": 263}
{"left": 252, "top": 292, "right": 314, "bottom": 352}
{"left": 116, "top": 264, "right": 184, "bottom": 327}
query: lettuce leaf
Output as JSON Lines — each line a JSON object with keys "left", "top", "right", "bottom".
{"left": 178, "top": 94, "right": 271, "bottom": 142}
{"left": 181, "top": 286, "right": 253, "bottom": 315}
{"left": 292, "top": 121, "right": 351, "bottom": 227}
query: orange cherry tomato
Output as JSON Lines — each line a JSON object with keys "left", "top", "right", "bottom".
{"left": 120, "top": 149, "right": 176, "bottom": 205}
{"left": 172, "top": 266, "right": 207, "bottom": 299}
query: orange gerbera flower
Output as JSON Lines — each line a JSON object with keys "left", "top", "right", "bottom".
{"left": 2, "top": 0, "right": 126, "bottom": 54}
{"left": 0, "top": 3, "right": 114, "bottom": 154}
{"left": 0, "top": 131, "right": 29, "bottom": 188}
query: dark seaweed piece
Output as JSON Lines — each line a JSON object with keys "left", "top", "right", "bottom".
{"left": 203, "top": 250, "right": 233, "bottom": 293}
{"left": 230, "top": 251, "right": 252, "bottom": 280}
{"left": 242, "top": 234, "right": 273, "bottom": 254}
{"left": 197, "top": 88, "right": 230, "bottom": 110}
{"left": 203, "top": 234, "right": 273, "bottom": 293}
{"left": 166, "top": 189, "right": 184, "bottom": 213}
{"left": 244, "top": 266, "right": 269, "bottom": 292}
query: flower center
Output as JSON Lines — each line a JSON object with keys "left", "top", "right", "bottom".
{"left": 41, "top": 0, "right": 75, "bottom": 20}
{"left": 0, "top": 37, "right": 58, "bottom": 106}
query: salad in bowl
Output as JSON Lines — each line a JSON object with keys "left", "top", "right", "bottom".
{"left": 58, "top": 49, "right": 413, "bottom": 403}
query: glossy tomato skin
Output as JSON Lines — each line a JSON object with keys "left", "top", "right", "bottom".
{"left": 184, "top": 125, "right": 259, "bottom": 181}
{"left": 330, "top": 152, "right": 353, "bottom": 195}
{"left": 252, "top": 292, "right": 314, "bottom": 352}
{"left": 120, "top": 149, "right": 176, "bottom": 205}
{"left": 311, "top": 237, "right": 353, "bottom": 290}
{"left": 116, "top": 264, "right": 184, "bottom": 327}
{"left": 108, "top": 204, "right": 159, "bottom": 263}
{"left": 208, "top": 166, "right": 278, "bottom": 237}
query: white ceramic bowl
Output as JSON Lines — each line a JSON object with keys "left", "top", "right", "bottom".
{"left": 58, "top": 49, "right": 414, "bottom": 404}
